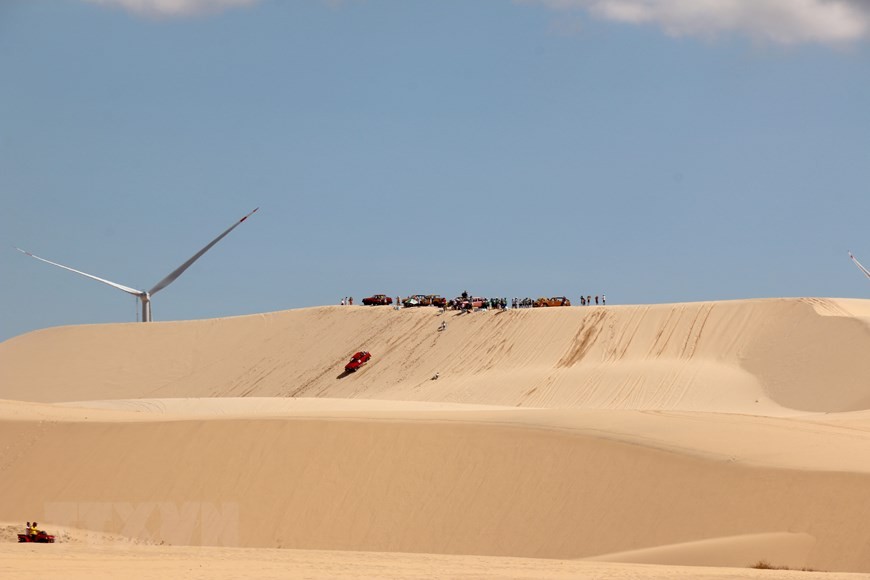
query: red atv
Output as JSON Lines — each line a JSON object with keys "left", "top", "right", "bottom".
{"left": 345, "top": 351, "right": 372, "bottom": 372}
{"left": 18, "top": 531, "right": 55, "bottom": 543}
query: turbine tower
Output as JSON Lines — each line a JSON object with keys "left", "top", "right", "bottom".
{"left": 17, "top": 207, "right": 258, "bottom": 322}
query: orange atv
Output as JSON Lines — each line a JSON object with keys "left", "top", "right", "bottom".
{"left": 533, "top": 296, "right": 571, "bottom": 307}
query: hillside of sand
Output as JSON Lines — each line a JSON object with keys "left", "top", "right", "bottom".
{"left": 3, "top": 297, "right": 870, "bottom": 412}
{"left": 3, "top": 298, "right": 870, "bottom": 575}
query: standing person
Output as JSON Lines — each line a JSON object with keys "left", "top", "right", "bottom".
{"left": 603, "top": 293, "right": 606, "bottom": 305}
{"left": 349, "top": 297, "right": 353, "bottom": 306}
{"left": 341, "top": 297, "right": 346, "bottom": 306}
{"left": 595, "top": 296, "right": 599, "bottom": 305}
{"left": 580, "top": 296, "right": 585, "bottom": 306}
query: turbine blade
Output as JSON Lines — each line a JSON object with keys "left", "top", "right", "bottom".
{"left": 849, "top": 251, "right": 870, "bottom": 279}
{"left": 15, "top": 247, "right": 145, "bottom": 296}
{"left": 148, "top": 207, "right": 258, "bottom": 296}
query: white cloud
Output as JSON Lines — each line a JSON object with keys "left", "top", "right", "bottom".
{"left": 82, "top": 0, "right": 260, "bottom": 18}
{"left": 527, "top": 0, "right": 870, "bottom": 45}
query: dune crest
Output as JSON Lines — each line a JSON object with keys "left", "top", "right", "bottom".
{"left": 586, "top": 532, "right": 816, "bottom": 568}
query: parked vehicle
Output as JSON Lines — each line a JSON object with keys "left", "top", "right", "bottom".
{"left": 402, "top": 294, "right": 428, "bottom": 307}
{"left": 455, "top": 296, "right": 487, "bottom": 310}
{"left": 345, "top": 351, "right": 372, "bottom": 373}
{"left": 427, "top": 295, "right": 448, "bottom": 308}
{"left": 362, "top": 294, "right": 392, "bottom": 306}
{"left": 534, "top": 296, "right": 571, "bottom": 307}
{"left": 403, "top": 294, "right": 448, "bottom": 308}
{"left": 18, "top": 531, "right": 55, "bottom": 543}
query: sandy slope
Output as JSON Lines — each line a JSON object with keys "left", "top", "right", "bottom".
{"left": 3, "top": 299, "right": 870, "bottom": 574}
{"left": 4, "top": 398, "right": 870, "bottom": 473}
{"left": 2, "top": 399, "right": 870, "bottom": 571}
{"left": 3, "top": 298, "right": 870, "bottom": 412}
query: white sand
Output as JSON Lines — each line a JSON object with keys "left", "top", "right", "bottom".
{"left": 2, "top": 298, "right": 870, "bottom": 575}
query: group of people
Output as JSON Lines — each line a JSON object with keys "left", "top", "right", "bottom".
{"left": 340, "top": 292, "right": 607, "bottom": 309}
{"left": 579, "top": 294, "right": 605, "bottom": 306}
{"left": 24, "top": 521, "right": 43, "bottom": 537}
{"left": 448, "top": 296, "right": 508, "bottom": 311}
{"left": 485, "top": 298, "right": 508, "bottom": 309}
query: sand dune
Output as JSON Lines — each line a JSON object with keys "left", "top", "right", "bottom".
{"left": 2, "top": 399, "right": 870, "bottom": 571}
{"left": 5, "top": 540, "right": 868, "bottom": 580}
{"left": 3, "top": 298, "right": 870, "bottom": 412}
{"left": 586, "top": 532, "right": 816, "bottom": 568}
{"left": 3, "top": 398, "right": 869, "bottom": 473}
{"left": 3, "top": 299, "right": 870, "bottom": 575}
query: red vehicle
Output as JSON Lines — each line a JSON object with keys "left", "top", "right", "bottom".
{"left": 345, "top": 351, "right": 372, "bottom": 372}
{"left": 362, "top": 294, "right": 392, "bottom": 306}
{"left": 456, "top": 296, "right": 487, "bottom": 310}
{"left": 18, "top": 531, "right": 55, "bottom": 543}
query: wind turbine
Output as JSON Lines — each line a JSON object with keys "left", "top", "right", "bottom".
{"left": 848, "top": 251, "right": 870, "bottom": 280}
{"left": 16, "top": 207, "right": 258, "bottom": 322}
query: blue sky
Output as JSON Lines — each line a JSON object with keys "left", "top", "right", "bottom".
{"left": 2, "top": 0, "right": 870, "bottom": 341}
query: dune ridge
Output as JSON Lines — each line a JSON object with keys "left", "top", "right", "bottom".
{"left": 586, "top": 532, "right": 816, "bottom": 568}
